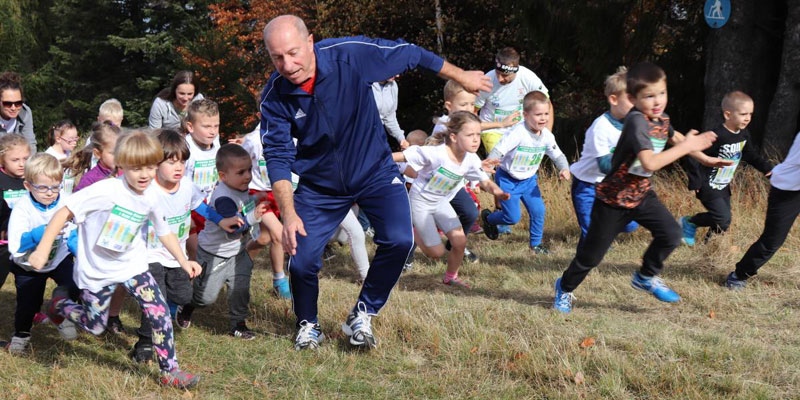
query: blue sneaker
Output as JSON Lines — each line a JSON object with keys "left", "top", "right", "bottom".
{"left": 553, "top": 278, "right": 575, "bottom": 313}
{"left": 680, "top": 216, "right": 696, "bottom": 246}
{"left": 341, "top": 302, "right": 377, "bottom": 349}
{"left": 295, "top": 320, "right": 325, "bottom": 350}
{"left": 273, "top": 277, "right": 292, "bottom": 299}
{"left": 725, "top": 272, "right": 747, "bottom": 291}
{"left": 631, "top": 272, "right": 681, "bottom": 303}
{"left": 497, "top": 224, "right": 512, "bottom": 235}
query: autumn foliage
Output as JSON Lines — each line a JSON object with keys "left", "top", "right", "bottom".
{"left": 179, "top": 0, "right": 312, "bottom": 139}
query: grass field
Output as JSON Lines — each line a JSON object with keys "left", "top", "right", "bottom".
{"left": 1, "top": 168, "right": 798, "bottom": 399}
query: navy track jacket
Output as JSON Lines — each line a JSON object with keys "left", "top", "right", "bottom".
{"left": 259, "top": 36, "right": 444, "bottom": 195}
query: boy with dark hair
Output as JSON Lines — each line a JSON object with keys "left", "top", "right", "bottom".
{"left": 680, "top": 91, "right": 773, "bottom": 245}
{"left": 552, "top": 62, "right": 730, "bottom": 313}
{"left": 176, "top": 143, "right": 266, "bottom": 340}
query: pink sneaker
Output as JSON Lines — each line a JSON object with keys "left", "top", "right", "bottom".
{"left": 443, "top": 276, "right": 471, "bottom": 289}
{"left": 160, "top": 368, "right": 200, "bottom": 389}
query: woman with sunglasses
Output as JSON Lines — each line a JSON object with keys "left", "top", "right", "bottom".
{"left": 0, "top": 72, "right": 36, "bottom": 152}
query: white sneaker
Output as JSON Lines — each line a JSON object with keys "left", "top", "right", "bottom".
{"left": 57, "top": 320, "right": 78, "bottom": 341}
{"left": 7, "top": 335, "right": 30, "bottom": 355}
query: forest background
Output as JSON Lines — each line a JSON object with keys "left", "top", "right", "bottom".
{"left": 1, "top": 0, "right": 798, "bottom": 158}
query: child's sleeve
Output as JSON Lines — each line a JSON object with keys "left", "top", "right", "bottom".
{"left": 487, "top": 128, "right": 519, "bottom": 160}
{"left": 188, "top": 182, "right": 224, "bottom": 224}
{"left": 464, "top": 155, "right": 491, "bottom": 183}
{"left": 402, "top": 145, "right": 429, "bottom": 172}
{"left": 545, "top": 132, "right": 569, "bottom": 171}
{"left": 741, "top": 132, "right": 774, "bottom": 174}
{"left": 8, "top": 202, "right": 36, "bottom": 255}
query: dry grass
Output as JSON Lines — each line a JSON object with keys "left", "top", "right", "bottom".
{"left": 1, "top": 169, "right": 798, "bottom": 399}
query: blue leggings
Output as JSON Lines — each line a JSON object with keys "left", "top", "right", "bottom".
{"left": 486, "top": 169, "right": 545, "bottom": 247}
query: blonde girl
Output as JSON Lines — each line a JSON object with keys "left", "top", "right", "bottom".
{"left": 30, "top": 130, "right": 202, "bottom": 389}
{"left": 0, "top": 133, "right": 31, "bottom": 289}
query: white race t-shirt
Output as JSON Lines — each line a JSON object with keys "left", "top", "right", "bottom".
{"left": 8, "top": 194, "right": 73, "bottom": 272}
{"left": 404, "top": 144, "right": 488, "bottom": 205}
{"left": 770, "top": 132, "right": 800, "bottom": 191}
{"left": 66, "top": 178, "right": 170, "bottom": 291}
{"left": 185, "top": 135, "right": 219, "bottom": 197}
{"left": 475, "top": 66, "right": 548, "bottom": 131}
{"left": 241, "top": 125, "right": 299, "bottom": 192}
{"left": 493, "top": 124, "right": 564, "bottom": 180}
{"left": 146, "top": 176, "right": 205, "bottom": 268}
{"left": 570, "top": 113, "right": 624, "bottom": 183}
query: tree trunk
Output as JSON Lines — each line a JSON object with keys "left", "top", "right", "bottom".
{"left": 763, "top": 0, "right": 800, "bottom": 157}
{"left": 703, "top": 0, "right": 784, "bottom": 149}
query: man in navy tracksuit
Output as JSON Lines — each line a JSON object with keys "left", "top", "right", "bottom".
{"left": 260, "top": 15, "right": 491, "bottom": 350}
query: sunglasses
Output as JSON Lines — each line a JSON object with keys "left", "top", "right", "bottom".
{"left": 28, "top": 182, "right": 63, "bottom": 193}
{"left": 1, "top": 100, "right": 24, "bottom": 108}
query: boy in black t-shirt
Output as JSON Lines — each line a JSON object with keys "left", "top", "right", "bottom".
{"left": 553, "top": 62, "right": 731, "bottom": 313}
{"left": 680, "top": 91, "right": 773, "bottom": 246}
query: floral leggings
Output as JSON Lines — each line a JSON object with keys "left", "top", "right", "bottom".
{"left": 58, "top": 271, "right": 178, "bottom": 372}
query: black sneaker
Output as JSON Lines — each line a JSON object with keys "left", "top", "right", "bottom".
{"left": 107, "top": 315, "right": 126, "bottom": 335}
{"left": 481, "top": 209, "right": 499, "bottom": 240}
{"left": 230, "top": 323, "right": 256, "bottom": 340}
{"left": 175, "top": 305, "right": 193, "bottom": 330}
{"left": 322, "top": 244, "right": 336, "bottom": 261}
{"left": 129, "top": 339, "right": 154, "bottom": 363}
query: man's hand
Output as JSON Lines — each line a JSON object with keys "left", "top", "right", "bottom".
{"left": 282, "top": 212, "right": 307, "bottom": 255}
{"left": 460, "top": 70, "right": 493, "bottom": 94}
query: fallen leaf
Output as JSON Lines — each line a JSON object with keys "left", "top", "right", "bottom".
{"left": 729, "top": 245, "right": 740, "bottom": 253}
{"left": 181, "top": 391, "right": 194, "bottom": 399}
{"left": 708, "top": 310, "right": 715, "bottom": 319}
{"left": 513, "top": 351, "right": 527, "bottom": 360}
{"left": 470, "top": 346, "right": 478, "bottom": 354}
{"left": 579, "top": 337, "right": 596, "bottom": 349}
{"left": 563, "top": 369, "right": 573, "bottom": 378}
{"left": 574, "top": 371, "right": 585, "bottom": 385}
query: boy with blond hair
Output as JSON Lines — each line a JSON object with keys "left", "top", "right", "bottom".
{"left": 570, "top": 67, "right": 639, "bottom": 248}
{"left": 184, "top": 98, "right": 221, "bottom": 260}
{"left": 481, "top": 91, "right": 570, "bottom": 254}
{"left": 553, "top": 62, "right": 730, "bottom": 313}
{"left": 680, "top": 91, "right": 772, "bottom": 245}
{"left": 6, "top": 153, "right": 78, "bottom": 354}
{"left": 97, "top": 98, "right": 124, "bottom": 127}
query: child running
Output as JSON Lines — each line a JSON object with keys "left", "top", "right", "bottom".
{"left": 240, "top": 123, "right": 291, "bottom": 298}
{"left": 393, "top": 111, "right": 508, "bottom": 288}
{"left": 570, "top": 67, "right": 638, "bottom": 248}
{"left": 131, "top": 129, "right": 240, "bottom": 362}
{"left": 0, "top": 133, "right": 30, "bottom": 290}
{"left": 29, "top": 130, "right": 202, "bottom": 389}
{"left": 481, "top": 91, "right": 571, "bottom": 254}
{"left": 6, "top": 153, "right": 79, "bottom": 354}
{"left": 680, "top": 91, "right": 773, "bottom": 245}
{"left": 176, "top": 144, "right": 266, "bottom": 339}
{"left": 726, "top": 131, "right": 800, "bottom": 289}
{"left": 552, "top": 62, "right": 729, "bottom": 313}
